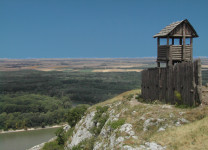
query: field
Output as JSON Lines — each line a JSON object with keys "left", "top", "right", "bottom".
{"left": 1, "top": 57, "right": 208, "bottom": 85}
{"left": 1, "top": 57, "right": 208, "bottom": 72}
{"left": 0, "top": 58, "right": 156, "bottom": 72}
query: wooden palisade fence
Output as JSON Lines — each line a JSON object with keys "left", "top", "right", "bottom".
{"left": 141, "top": 59, "right": 202, "bottom": 107}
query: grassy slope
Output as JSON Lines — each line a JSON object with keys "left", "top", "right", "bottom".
{"left": 151, "top": 114, "right": 208, "bottom": 150}
{"left": 43, "top": 89, "right": 208, "bottom": 149}
{"left": 87, "top": 89, "right": 208, "bottom": 149}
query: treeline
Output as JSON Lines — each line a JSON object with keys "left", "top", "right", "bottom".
{"left": 0, "top": 70, "right": 141, "bottom": 130}
{"left": 0, "top": 93, "right": 71, "bottom": 130}
{"left": 0, "top": 70, "right": 141, "bottom": 103}
{"left": 0, "top": 93, "right": 71, "bottom": 114}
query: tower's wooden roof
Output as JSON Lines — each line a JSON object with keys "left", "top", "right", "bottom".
{"left": 153, "top": 19, "right": 198, "bottom": 38}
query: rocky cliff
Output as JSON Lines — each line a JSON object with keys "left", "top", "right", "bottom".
{"left": 65, "top": 89, "right": 208, "bottom": 150}
{"left": 30, "top": 89, "right": 208, "bottom": 150}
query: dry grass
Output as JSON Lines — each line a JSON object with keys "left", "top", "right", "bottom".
{"left": 0, "top": 58, "right": 154, "bottom": 72}
{"left": 123, "top": 139, "right": 135, "bottom": 145}
{"left": 38, "top": 69, "right": 64, "bottom": 72}
{"left": 92, "top": 69, "right": 143, "bottom": 72}
{"left": 72, "top": 70, "right": 79, "bottom": 72}
{"left": 150, "top": 115, "right": 208, "bottom": 150}
{"left": 52, "top": 66, "right": 69, "bottom": 68}
{"left": 29, "top": 66, "right": 39, "bottom": 68}
{"left": 85, "top": 89, "right": 208, "bottom": 149}
{"left": 87, "top": 89, "right": 141, "bottom": 112}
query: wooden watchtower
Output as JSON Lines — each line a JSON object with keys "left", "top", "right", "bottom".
{"left": 153, "top": 19, "right": 199, "bottom": 67}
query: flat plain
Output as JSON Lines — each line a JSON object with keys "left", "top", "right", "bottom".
{"left": 1, "top": 57, "right": 208, "bottom": 72}
{"left": 0, "top": 58, "right": 157, "bottom": 72}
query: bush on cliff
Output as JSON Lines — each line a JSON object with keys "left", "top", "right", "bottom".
{"left": 66, "top": 104, "right": 90, "bottom": 127}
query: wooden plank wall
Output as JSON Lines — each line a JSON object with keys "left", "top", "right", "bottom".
{"left": 158, "top": 45, "right": 192, "bottom": 61}
{"left": 171, "top": 45, "right": 182, "bottom": 60}
{"left": 141, "top": 59, "right": 201, "bottom": 106}
{"left": 158, "top": 45, "right": 168, "bottom": 60}
{"left": 185, "top": 45, "right": 191, "bottom": 60}
{"left": 141, "top": 68, "right": 160, "bottom": 100}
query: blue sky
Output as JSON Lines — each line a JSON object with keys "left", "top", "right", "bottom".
{"left": 1, "top": 0, "right": 208, "bottom": 58}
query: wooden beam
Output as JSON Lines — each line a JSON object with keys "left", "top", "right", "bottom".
{"left": 172, "top": 38, "right": 174, "bottom": 45}
{"left": 198, "top": 59, "right": 202, "bottom": 86}
{"left": 183, "top": 23, "right": 186, "bottom": 61}
{"left": 167, "top": 37, "right": 170, "bottom": 67}
{"left": 169, "top": 46, "right": 172, "bottom": 67}
{"left": 157, "top": 62, "right": 160, "bottom": 67}
{"left": 190, "top": 38, "right": 193, "bottom": 61}
{"left": 171, "top": 35, "right": 192, "bottom": 37}
{"left": 157, "top": 37, "right": 160, "bottom": 60}
{"left": 180, "top": 38, "right": 182, "bottom": 45}
{"left": 158, "top": 37, "right": 160, "bottom": 45}
{"left": 167, "top": 37, "right": 169, "bottom": 45}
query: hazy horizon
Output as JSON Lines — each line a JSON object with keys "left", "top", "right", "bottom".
{"left": 1, "top": 56, "right": 208, "bottom": 59}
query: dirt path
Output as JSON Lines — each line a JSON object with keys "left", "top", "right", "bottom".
{"left": 129, "top": 95, "right": 141, "bottom": 106}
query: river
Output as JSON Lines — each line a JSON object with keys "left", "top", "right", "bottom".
{"left": 0, "top": 127, "right": 58, "bottom": 150}
{"left": 0, "top": 101, "right": 86, "bottom": 150}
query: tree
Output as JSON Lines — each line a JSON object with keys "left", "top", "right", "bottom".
{"left": 55, "top": 127, "right": 65, "bottom": 145}
{"left": 64, "top": 101, "right": 71, "bottom": 109}
{"left": 0, "top": 112, "right": 7, "bottom": 129}
{"left": 41, "top": 122, "right": 46, "bottom": 128}
{"left": 66, "top": 104, "right": 89, "bottom": 127}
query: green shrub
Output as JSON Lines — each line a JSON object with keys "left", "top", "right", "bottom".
{"left": 66, "top": 104, "right": 89, "bottom": 127}
{"left": 91, "top": 106, "right": 109, "bottom": 136}
{"left": 127, "top": 94, "right": 134, "bottom": 100}
{"left": 175, "top": 104, "right": 191, "bottom": 109}
{"left": 108, "top": 118, "right": 125, "bottom": 129}
{"left": 135, "top": 94, "right": 144, "bottom": 102}
{"left": 91, "top": 113, "right": 109, "bottom": 136}
{"left": 174, "top": 91, "right": 192, "bottom": 108}
{"left": 93, "top": 106, "right": 109, "bottom": 121}
{"left": 71, "top": 137, "right": 95, "bottom": 150}
{"left": 64, "top": 127, "right": 74, "bottom": 141}
{"left": 136, "top": 94, "right": 164, "bottom": 105}
{"left": 71, "top": 145, "right": 82, "bottom": 150}
{"left": 174, "top": 91, "right": 182, "bottom": 101}
{"left": 55, "top": 127, "right": 65, "bottom": 145}
{"left": 42, "top": 141, "right": 64, "bottom": 150}
{"left": 43, "top": 126, "right": 74, "bottom": 150}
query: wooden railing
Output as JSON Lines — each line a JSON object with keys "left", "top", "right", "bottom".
{"left": 158, "top": 45, "right": 168, "bottom": 60}
{"left": 185, "top": 45, "right": 191, "bottom": 60}
{"left": 158, "top": 45, "right": 192, "bottom": 61}
{"left": 171, "top": 45, "right": 182, "bottom": 60}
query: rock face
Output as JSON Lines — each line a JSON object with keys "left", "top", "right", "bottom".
{"left": 30, "top": 92, "right": 195, "bottom": 150}
{"left": 63, "top": 125, "right": 71, "bottom": 132}
{"left": 67, "top": 111, "right": 95, "bottom": 148}
{"left": 66, "top": 99, "right": 169, "bottom": 150}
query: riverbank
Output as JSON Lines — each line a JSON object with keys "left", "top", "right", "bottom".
{"left": 0, "top": 123, "right": 67, "bottom": 134}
